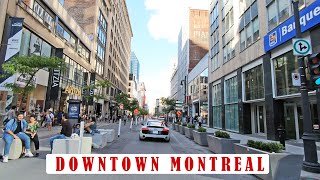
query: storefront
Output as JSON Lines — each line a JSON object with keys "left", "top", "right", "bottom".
{"left": 263, "top": 0, "right": 320, "bottom": 140}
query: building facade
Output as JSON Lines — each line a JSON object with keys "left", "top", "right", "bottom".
{"left": 170, "top": 67, "right": 179, "bottom": 100}
{"left": 63, "top": 0, "right": 133, "bottom": 116}
{"left": 177, "top": 9, "right": 209, "bottom": 115}
{"left": 128, "top": 73, "right": 138, "bottom": 100}
{"left": 188, "top": 53, "right": 209, "bottom": 122}
{"left": 0, "top": 0, "right": 94, "bottom": 116}
{"left": 130, "top": 52, "right": 140, "bottom": 83}
{"left": 138, "top": 82, "right": 146, "bottom": 108}
{"left": 208, "top": 0, "right": 319, "bottom": 140}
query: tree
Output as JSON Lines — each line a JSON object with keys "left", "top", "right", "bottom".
{"left": 1, "top": 55, "right": 64, "bottom": 108}
{"left": 128, "top": 98, "right": 139, "bottom": 113}
{"left": 114, "top": 93, "right": 131, "bottom": 110}
{"left": 160, "top": 97, "right": 176, "bottom": 119}
{"left": 139, "top": 107, "right": 149, "bottom": 120}
{"left": 83, "top": 79, "right": 111, "bottom": 101}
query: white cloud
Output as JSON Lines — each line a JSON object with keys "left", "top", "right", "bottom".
{"left": 145, "top": 0, "right": 209, "bottom": 43}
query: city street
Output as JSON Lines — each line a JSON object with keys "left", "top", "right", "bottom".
{"left": 0, "top": 120, "right": 257, "bottom": 180}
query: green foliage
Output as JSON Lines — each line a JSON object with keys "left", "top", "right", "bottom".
{"left": 215, "top": 131, "right": 230, "bottom": 139}
{"left": 129, "top": 98, "right": 139, "bottom": 112}
{"left": 197, "top": 127, "right": 207, "bottom": 132}
{"left": 83, "top": 80, "right": 110, "bottom": 101}
{"left": 182, "top": 123, "right": 187, "bottom": 126}
{"left": 139, "top": 108, "right": 149, "bottom": 116}
{"left": 247, "top": 140, "right": 284, "bottom": 153}
{"left": 177, "top": 122, "right": 181, "bottom": 125}
{"left": 174, "top": 121, "right": 179, "bottom": 124}
{"left": 114, "top": 93, "right": 131, "bottom": 110}
{"left": 187, "top": 124, "right": 195, "bottom": 128}
{"left": 1, "top": 55, "right": 64, "bottom": 106}
{"left": 160, "top": 97, "right": 176, "bottom": 114}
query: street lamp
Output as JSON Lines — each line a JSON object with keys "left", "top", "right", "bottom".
{"left": 292, "top": 0, "right": 320, "bottom": 173}
{"left": 180, "top": 78, "right": 187, "bottom": 117}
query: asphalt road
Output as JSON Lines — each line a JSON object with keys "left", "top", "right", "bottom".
{"left": 0, "top": 119, "right": 258, "bottom": 180}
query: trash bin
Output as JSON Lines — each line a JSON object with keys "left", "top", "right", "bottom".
{"left": 277, "top": 125, "right": 286, "bottom": 149}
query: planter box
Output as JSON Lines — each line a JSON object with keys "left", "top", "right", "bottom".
{"left": 207, "top": 135, "right": 240, "bottom": 154}
{"left": 172, "top": 123, "right": 176, "bottom": 130}
{"left": 192, "top": 130, "right": 214, "bottom": 146}
{"left": 179, "top": 125, "right": 185, "bottom": 135}
{"left": 184, "top": 127, "right": 194, "bottom": 140}
{"left": 175, "top": 124, "right": 180, "bottom": 131}
{"left": 234, "top": 143, "right": 303, "bottom": 180}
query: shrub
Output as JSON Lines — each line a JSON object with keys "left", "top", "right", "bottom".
{"left": 197, "top": 127, "right": 207, "bottom": 132}
{"left": 174, "top": 121, "right": 179, "bottom": 124}
{"left": 176, "top": 122, "right": 181, "bottom": 125}
{"left": 215, "top": 131, "right": 230, "bottom": 139}
{"left": 187, "top": 124, "right": 195, "bottom": 128}
{"left": 247, "top": 140, "right": 284, "bottom": 153}
{"left": 182, "top": 123, "right": 187, "bottom": 126}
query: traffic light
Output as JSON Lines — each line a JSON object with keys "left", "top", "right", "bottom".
{"left": 308, "top": 53, "right": 320, "bottom": 87}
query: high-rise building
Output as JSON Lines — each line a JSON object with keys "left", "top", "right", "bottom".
{"left": 176, "top": 9, "right": 209, "bottom": 115}
{"left": 63, "top": 0, "right": 133, "bottom": 115}
{"left": 0, "top": 0, "right": 94, "bottom": 114}
{"left": 138, "top": 82, "right": 146, "bottom": 108}
{"left": 130, "top": 52, "right": 140, "bottom": 83}
{"left": 208, "top": 0, "right": 319, "bottom": 141}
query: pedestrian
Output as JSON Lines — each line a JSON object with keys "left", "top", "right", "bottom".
{"left": 57, "top": 110, "right": 63, "bottom": 125}
{"left": 45, "top": 110, "right": 54, "bottom": 131}
{"left": 198, "top": 116, "right": 202, "bottom": 127}
{"left": 123, "top": 114, "right": 128, "bottom": 125}
{"left": 2, "top": 113, "right": 34, "bottom": 163}
{"left": 49, "top": 113, "right": 72, "bottom": 153}
{"left": 25, "top": 115, "right": 40, "bottom": 157}
{"left": 84, "top": 117, "right": 97, "bottom": 134}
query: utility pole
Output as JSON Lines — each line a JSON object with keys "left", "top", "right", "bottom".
{"left": 292, "top": 0, "right": 320, "bottom": 173}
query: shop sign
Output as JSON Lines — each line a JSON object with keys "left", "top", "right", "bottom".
{"left": 264, "top": 0, "right": 320, "bottom": 52}
{"left": 65, "top": 85, "right": 81, "bottom": 96}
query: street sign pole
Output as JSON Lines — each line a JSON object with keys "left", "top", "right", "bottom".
{"left": 292, "top": 0, "right": 320, "bottom": 173}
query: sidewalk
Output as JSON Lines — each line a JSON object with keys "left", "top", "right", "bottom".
{"left": 0, "top": 121, "right": 111, "bottom": 139}
{"left": 204, "top": 127, "right": 320, "bottom": 180}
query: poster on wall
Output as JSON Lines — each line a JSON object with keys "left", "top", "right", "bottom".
{"left": 68, "top": 103, "right": 80, "bottom": 119}
{"left": 30, "top": 34, "right": 42, "bottom": 56}
{"left": 4, "top": 17, "right": 24, "bottom": 61}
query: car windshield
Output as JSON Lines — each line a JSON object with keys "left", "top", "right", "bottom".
{"left": 147, "top": 121, "right": 164, "bottom": 127}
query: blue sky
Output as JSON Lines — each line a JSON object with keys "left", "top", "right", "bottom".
{"left": 126, "top": 0, "right": 208, "bottom": 110}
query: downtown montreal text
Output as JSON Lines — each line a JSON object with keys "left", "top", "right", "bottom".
{"left": 46, "top": 154, "right": 269, "bottom": 174}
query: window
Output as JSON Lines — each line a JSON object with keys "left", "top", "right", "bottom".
{"left": 41, "top": 41, "right": 52, "bottom": 57}
{"left": 267, "top": 1, "right": 278, "bottom": 31}
{"left": 58, "top": 0, "right": 64, "bottom": 6}
{"left": 19, "top": 29, "right": 31, "bottom": 56}
{"left": 33, "top": 2, "right": 44, "bottom": 22}
{"left": 30, "top": 34, "right": 42, "bottom": 56}
{"left": 266, "top": 0, "right": 310, "bottom": 31}
{"left": 95, "top": 60, "right": 104, "bottom": 76}
{"left": 273, "top": 51, "right": 300, "bottom": 96}
{"left": 97, "top": 44, "right": 105, "bottom": 60}
{"left": 212, "top": 83, "right": 222, "bottom": 128}
{"left": 244, "top": 64, "right": 264, "bottom": 101}
{"left": 225, "top": 76, "right": 239, "bottom": 132}
{"left": 223, "top": 39, "right": 235, "bottom": 63}
{"left": 43, "top": 12, "right": 54, "bottom": 31}
{"left": 56, "top": 23, "right": 64, "bottom": 38}
{"left": 222, "top": 5, "right": 234, "bottom": 64}
{"left": 239, "top": 1, "right": 259, "bottom": 51}
{"left": 63, "top": 30, "right": 70, "bottom": 42}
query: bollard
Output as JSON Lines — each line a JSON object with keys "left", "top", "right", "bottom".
{"left": 118, "top": 118, "right": 122, "bottom": 137}
{"left": 130, "top": 117, "right": 133, "bottom": 130}
{"left": 277, "top": 125, "right": 286, "bottom": 149}
{"left": 78, "top": 121, "right": 84, "bottom": 154}
{"left": 135, "top": 116, "right": 137, "bottom": 126}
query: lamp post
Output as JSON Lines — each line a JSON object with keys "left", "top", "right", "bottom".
{"left": 180, "top": 76, "right": 187, "bottom": 117}
{"left": 292, "top": 0, "right": 320, "bottom": 173}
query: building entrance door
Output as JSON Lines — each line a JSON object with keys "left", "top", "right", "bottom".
{"left": 251, "top": 104, "right": 266, "bottom": 135}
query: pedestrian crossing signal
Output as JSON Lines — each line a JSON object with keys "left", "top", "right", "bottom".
{"left": 308, "top": 53, "right": 320, "bottom": 87}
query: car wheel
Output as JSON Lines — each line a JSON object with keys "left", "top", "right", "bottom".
{"left": 139, "top": 136, "right": 144, "bottom": 141}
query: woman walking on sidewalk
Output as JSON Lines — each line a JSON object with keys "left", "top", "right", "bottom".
{"left": 25, "top": 115, "right": 40, "bottom": 157}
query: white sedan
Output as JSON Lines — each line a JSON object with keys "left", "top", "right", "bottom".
{"left": 139, "top": 120, "right": 170, "bottom": 142}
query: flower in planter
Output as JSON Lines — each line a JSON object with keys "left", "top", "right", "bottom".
{"left": 182, "top": 123, "right": 187, "bottom": 126}
{"left": 247, "top": 140, "right": 284, "bottom": 153}
{"left": 197, "top": 127, "right": 206, "bottom": 132}
{"left": 187, "top": 124, "right": 195, "bottom": 128}
{"left": 215, "top": 131, "right": 230, "bottom": 139}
